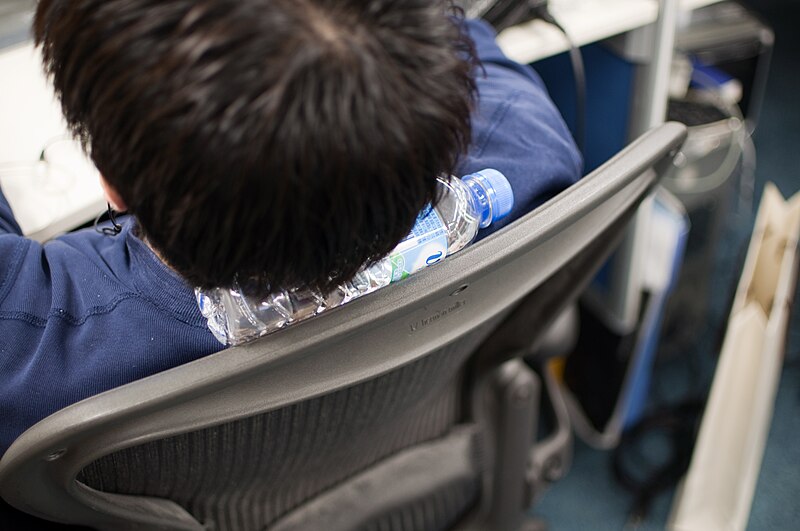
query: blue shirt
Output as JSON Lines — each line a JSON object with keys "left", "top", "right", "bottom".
{"left": 0, "top": 19, "right": 580, "bottom": 456}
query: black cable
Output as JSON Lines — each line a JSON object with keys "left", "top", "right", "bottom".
{"left": 612, "top": 399, "right": 705, "bottom": 526}
{"left": 476, "top": 0, "right": 546, "bottom": 32}
{"left": 94, "top": 203, "right": 123, "bottom": 236}
{"left": 611, "top": 241, "right": 746, "bottom": 524}
{"left": 533, "top": 4, "right": 587, "bottom": 155}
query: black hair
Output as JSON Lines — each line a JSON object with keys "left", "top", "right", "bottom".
{"left": 34, "top": 0, "right": 476, "bottom": 294}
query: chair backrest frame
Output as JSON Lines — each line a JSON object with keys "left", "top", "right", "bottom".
{"left": 0, "top": 123, "right": 687, "bottom": 530}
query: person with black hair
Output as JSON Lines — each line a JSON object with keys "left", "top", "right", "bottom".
{"left": 0, "top": 0, "right": 581, "bottom": 455}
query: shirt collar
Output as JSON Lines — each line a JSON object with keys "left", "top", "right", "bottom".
{"left": 123, "top": 219, "right": 206, "bottom": 327}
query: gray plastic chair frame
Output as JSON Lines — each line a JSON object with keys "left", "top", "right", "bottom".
{"left": 0, "top": 123, "right": 687, "bottom": 531}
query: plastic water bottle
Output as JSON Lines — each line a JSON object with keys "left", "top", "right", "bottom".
{"left": 197, "top": 169, "right": 513, "bottom": 345}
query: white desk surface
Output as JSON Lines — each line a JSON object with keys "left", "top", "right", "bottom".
{"left": 496, "top": 0, "right": 723, "bottom": 65}
{"left": 496, "top": 0, "right": 659, "bottom": 65}
{"left": 0, "top": 0, "right": 724, "bottom": 241}
{"left": 0, "top": 43, "right": 104, "bottom": 241}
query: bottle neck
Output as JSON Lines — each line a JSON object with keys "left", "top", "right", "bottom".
{"left": 461, "top": 176, "right": 495, "bottom": 229}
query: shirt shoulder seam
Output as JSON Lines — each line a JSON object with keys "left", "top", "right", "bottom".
{"left": 473, "top": 89, "right": 522, "bottom": 160}
{"left": 0, "top": 292, "right": 207, "bottom": 330}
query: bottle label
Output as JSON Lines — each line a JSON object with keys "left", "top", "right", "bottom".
{"left": 388, "top": 206, "right": 448, "bottom": 282}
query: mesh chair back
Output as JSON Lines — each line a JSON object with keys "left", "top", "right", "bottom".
{"left": 78, "top": 328, "right": 494, "bottom": 530}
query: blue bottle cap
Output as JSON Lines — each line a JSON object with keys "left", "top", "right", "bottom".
{"left": 464, "top": 169, "right": 514, "bottom": 224}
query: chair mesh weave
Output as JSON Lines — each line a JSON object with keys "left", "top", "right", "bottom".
{"left": 79, "top": 323, "right": 498, "bottom": 530}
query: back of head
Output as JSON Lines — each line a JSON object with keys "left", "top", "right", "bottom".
{"left": 34, "top": 0, "right": 476, "bottom": 294}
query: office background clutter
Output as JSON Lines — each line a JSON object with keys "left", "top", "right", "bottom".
{"left": 0, "top": 0, "right": 797, "bottom": 529}
{"left": 534, "top": 0, "right": 800, "bottom": 529}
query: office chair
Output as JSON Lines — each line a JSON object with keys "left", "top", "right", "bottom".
{"left": 0, "top": 123, "right": 687, "bottom": 531}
